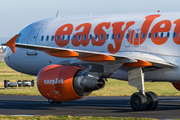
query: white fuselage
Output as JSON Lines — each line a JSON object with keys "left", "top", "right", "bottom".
{"left": 4, "top": 12, "right": 180, "bottom": 82}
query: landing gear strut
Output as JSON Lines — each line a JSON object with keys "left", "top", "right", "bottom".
{"left": 128, "top": 68, "right": 158, "bottom": 111}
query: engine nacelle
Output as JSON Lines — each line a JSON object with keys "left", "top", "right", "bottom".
{"left": 37, "top": 64, "right": 105, "bottom": 101}
{"left": 172, "top": 82, "right": 180, "bottom": 91}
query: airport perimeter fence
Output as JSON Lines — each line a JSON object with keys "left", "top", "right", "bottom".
{"left": 4, "top": 80, "right": 34, "bottom": 89}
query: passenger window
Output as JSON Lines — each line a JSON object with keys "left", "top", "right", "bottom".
{"left": 142, "top": 33, "right": 145, "bottom": 39}
{"left": 84, "top": 35, "right": 86, "bottom": 40}
{"left": 46, "top": 36, "right": 49, "bottom": 41}
{"left": 51, "top": 36, "right": 54, "bottom": 41}
{"left": 160, "top": 32, "right": 164, "bottom": 38}
{"left": 173, "top": 32, "right": 176, "bottom": 38}
{"left": 67, "top": 35, "right": 70, "bottom": 40}
{"left": 135, "top": 33, "right": 138, "bottom": 39}
{"left": 167, "top": 32, "right": 170, "bottom": 38}
{"left": 126, "top": 33, "right": 129, "bottom": 39}
{"left": 89, "top": 34, "right": 92, "bottom": 40}
{"left": 148, "top": 33, "right": 151, "bottom": 38}
{"left": 100, "top": 34, "right": 103, "bottom": 40}
{"left": 112, "top": 34, "right": 114, "bottom": 39}
{"left": 56, "top": 36, "right": 59, "bottom": 41}
{"left": 78, "top": 35, "right": 81, "bottom": 40}
{"left": 73, "top": 35, "right": 76, "bottom": 40}
{"left": 41, "top": 36, "right": 44, "bottom": 41}
{"left": 179, "top": 33, "right": 180, "bottom": 38}
{"left": 62, "top": 35, "right": 65, "bottom": 40}
{"left": 106, "top": 34, "right": 109, "bottom": 39}
{"left": 95, "top": 34, "right": 98, "bottom": 40}
{"left": 154, "top": 33, "right": 157, "bottom": 38}
{"left": 117, "top": 34, "right": 120, "bottom": 39}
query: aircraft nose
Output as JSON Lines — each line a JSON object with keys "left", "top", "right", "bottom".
{"left": 4, "top": 47, "right": 14, "bottom": 69}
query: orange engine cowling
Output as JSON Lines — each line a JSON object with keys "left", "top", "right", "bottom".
{"left": 37, "top": 64, "right": 105, "bottom": 102}
{"left": 172, "top": 82, "right": 180, "bottom": 91}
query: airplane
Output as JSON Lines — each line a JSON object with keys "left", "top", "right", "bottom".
{"left": 2, "top": 12, "right": 180, "bottom": 111}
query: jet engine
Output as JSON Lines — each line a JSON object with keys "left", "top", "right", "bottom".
{"left": 172, "top": 82, "right": 180, "bottom": 91}
{"left": 37, "top": 64, "right": 105, "bottom": 102}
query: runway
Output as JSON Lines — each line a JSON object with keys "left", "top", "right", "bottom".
{"left": 0, "top": 95, "right": 180, "bottom": 119}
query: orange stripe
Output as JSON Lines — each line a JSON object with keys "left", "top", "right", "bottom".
{"left": 77, "top": 55, "right": 115, "bottom": 62}
{"left": 45, "top": 50, "right": 79, "bottom": 58}
{"left": 5, "top": 34, "right": 19, "bottom": 53}
{"left": 123, "top": 60, "right": 152, "bottom": 67}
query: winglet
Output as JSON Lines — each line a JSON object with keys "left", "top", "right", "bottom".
{"left": 5, "top": 34, "right": 19, "bottom": 53}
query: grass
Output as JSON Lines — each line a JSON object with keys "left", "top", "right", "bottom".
{"left": 0, "top": 61, "right": 179, "bottom": 96}
{"left": 0, "top": 61, "right": 39, "bottom": 95}
{"left": 0, "top": 115, "right": 157, "bottom": 120}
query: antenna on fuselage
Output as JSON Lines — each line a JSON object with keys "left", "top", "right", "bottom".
{"left": 56, "top": 11, "right": 59, "bottom": 17}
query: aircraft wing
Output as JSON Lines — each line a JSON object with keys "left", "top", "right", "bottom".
{"left": 2, "top": 34, "right": 177, "bottom": 70}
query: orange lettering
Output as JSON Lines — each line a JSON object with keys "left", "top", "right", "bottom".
{"left": 108, "top": 21, "right": 135, "bottom": 54}
{"left": 91, "top": 22, "right": 111, "bottom": 46}
{"left": 129, "top": 15, "right": 161, "bottom": 45}
{"left": 151, "top": 20, "right": 171, "bottom": 45}
{"left": 127, "top": 30, "right": 135, "bottom": 45}
{"left": 55, "top": 24, "right": 73, "bottom": 47}
{"left": 72, "top": 23, "right": 92, "bottom": 47}
{"left": 173, "top": 19, "right": 180, "bottom": 44}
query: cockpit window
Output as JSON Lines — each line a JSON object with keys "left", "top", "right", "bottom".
{"left": 15, "top": 34, "right": 21, "bottom": 43}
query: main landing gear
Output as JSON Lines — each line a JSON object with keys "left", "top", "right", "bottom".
{"left": 128, "top": 68, "right": 158, "bottom": 111}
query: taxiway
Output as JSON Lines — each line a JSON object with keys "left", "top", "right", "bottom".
{"left": 0, "top": 95, "right": 180, "bottom": 119}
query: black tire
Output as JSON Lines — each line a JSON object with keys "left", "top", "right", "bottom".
{"left": 55, "top": 101, "right": 62, "bottom": 104}
{"left": 145, "top": 92, "right": 158, "bottom": 110}
{"left": 48, "top": 100, "right": 56, "bottom": 104}
{"left": 130, "top": 92, "right": 147, "bottom": 111}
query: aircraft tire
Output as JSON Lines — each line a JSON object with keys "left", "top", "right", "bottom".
{"left": 56, "top": 101, "right": 62, "bottom": 104}
{"left": 130, "top": 92, "right": 147, "bottom": 111}
{"left": 145, "top": 92, "right": 158, "bottom": 110}
{"left": 48, "top": 99, "right": 56, "bottom": 104}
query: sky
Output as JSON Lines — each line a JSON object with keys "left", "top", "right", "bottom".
{"left": 1, "top": 0, "right": 180, "bottom": 38}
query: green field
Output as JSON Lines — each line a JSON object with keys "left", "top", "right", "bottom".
{"left": 0, "top": 115, "right": 157, "bottom": 120}
{"left": 0, "top": 61, "right": 179, "bottom": 96}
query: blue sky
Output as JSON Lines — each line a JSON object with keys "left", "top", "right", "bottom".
{"left": 1, "top": 0, "right": 180, "bottom": 38}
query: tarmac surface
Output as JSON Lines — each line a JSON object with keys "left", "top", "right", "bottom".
{"left": 0, "top": 95, "right": 180, "bottom": 119}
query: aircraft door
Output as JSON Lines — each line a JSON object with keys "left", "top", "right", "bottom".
{"left": 133, "top": 29, "right": 141, "bottom": 47}
{"left": 123, "top": 29, "right": 142, "bottom": 51}
{"left": 27, "top": 24, "right": 42, "bottom": 55}
{"left": 123, "top": 29, "right": 133, "bottom": 47}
